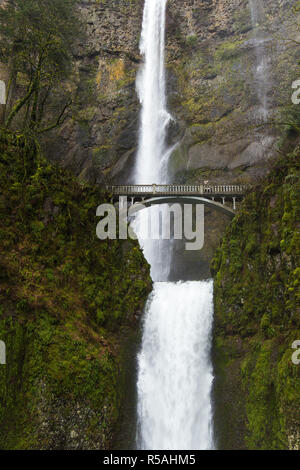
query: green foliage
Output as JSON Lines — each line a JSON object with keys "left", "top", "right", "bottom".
{"left": 0, "top": 0, "right": 81, "bottom": 133}
{"left": 215, "top": 40, "right": 244, "bottom": 61}
{"left": 278, "top": 104, "right": 300, "bottom": 138}
{"left": 241, "top": 342, "right": 284, "bottom": 449}
{"left": 0, "top": 132, "right": 152, "bottom": 449}
{"left": 185, "top": 35, "right": 198, "bottom": 48}
{"left": 212, "top": 148, "right": 300, "bottom": 449}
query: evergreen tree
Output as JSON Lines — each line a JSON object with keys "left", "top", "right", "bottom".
{"left": 0, "top": 0, "right": 80, "bottom": 134}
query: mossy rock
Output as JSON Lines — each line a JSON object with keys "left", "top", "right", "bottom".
{"left": 212, "top": 145, "right": 300, "bottom": 449}
{"left": 0, "top": 131, "right": 152, "bottom": 449}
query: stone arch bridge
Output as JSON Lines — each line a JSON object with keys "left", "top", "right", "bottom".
{"left": 107, "top": 184, "right": 250, "bottom": 218}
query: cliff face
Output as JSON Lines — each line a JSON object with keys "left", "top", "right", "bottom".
{"left": 0, "top": 132, "right": 152, "bottom": 449}
{"left": 212, "top": 143, "right": 300, "bottom": 449}
{"left": 43, "top": 0, "right": 298, "bottom": 187}
{"left": 38, "top": 0, "right": 299, "bottom": 279}
{"left": 42, "top": 0, "right": 143, "bottom": 182}
{"left": 0, "top": 1, "right": 299, "bottom": 450}
{"left": 166, "top": 0, "right": 298, "bottom": 183}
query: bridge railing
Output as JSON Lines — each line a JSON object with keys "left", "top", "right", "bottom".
{"left": 107, "top": 184, "right": 249, "bottom": 196}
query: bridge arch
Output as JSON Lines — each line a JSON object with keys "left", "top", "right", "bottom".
{"left": 127, "top": 196, "right": 236, "bottom": 218}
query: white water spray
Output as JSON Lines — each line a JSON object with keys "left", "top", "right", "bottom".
{"left": 132, "top": 0, "right": 173, "bottom": 281}
{"left": 134, "top": 0, "right": 171, "bottom": 184}
{"left": 249, "top": 0, "right": 270, "bottom": 120}
{"left": 137, "top": 282, "right": 214, "bottom": 450}
{"left": 134, "top": 0, "right": 215, "bottom": 450}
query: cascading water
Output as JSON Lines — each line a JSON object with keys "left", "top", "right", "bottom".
{"left": 249, "top": 0, "right": 270, "bottom": 120}
{"left": 134, "top": 0, "right": 171, "bottom": 184}
{"left": 132, "top": 0, "right": 173, "bottom": 281}
{"left": 133, "top": 0, "right": 214, "bottom": 450}
{"left": 137, "top": 282, "right": 214, "bottom": 450}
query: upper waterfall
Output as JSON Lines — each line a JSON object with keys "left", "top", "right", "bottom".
{"left": 132, "top": 0, "right": 173, "bottom": 280}
{"left": 134, "top": 0, "right": 172, "bottom": 184}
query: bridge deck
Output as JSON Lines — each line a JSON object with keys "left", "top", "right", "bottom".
{"left": 108, "top": 184, "right": 248, "bottom": 197}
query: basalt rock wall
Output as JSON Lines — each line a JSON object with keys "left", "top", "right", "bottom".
{"left": 36, "top": 0, "right": 299, "bottom": 280}
{"left": 39, "top": 0, "right": 299, "bottom": 187}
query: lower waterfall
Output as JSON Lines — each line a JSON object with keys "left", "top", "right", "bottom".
{"left": 136, "top": 281, "right": 214, "bottom": 450}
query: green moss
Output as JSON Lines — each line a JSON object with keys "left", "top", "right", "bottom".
{"left": 212, "top": 148, "right": 300, "bottom": 449}
{"left": 215, "top": 39, "right": 245, "bottom": 61}
{"left": 0, "top": 131, "right": 152, "bottom": 449}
